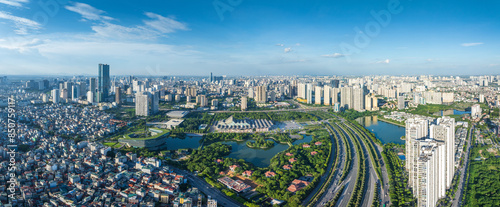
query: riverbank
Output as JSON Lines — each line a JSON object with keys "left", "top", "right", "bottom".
{"left": 377, "top": 116, "right": 405, "bottom": 127}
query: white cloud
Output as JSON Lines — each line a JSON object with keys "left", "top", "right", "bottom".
{"left": 65, "top": 2, "right": 114, "bottom": 21}
{"left": 375, "top": 59, "right": 390, "bottom": 64}
{"left": 0, "top": 0, "right": 28, "bottom": 7}
{"left": 322, "top": 53, "right": 345, "bottom": 58}
{"left": 284, "top": 47, "right": 292, "bottom": 53}
{"left": 295, "top": 43, "right": 301, "bottom": 46}
{"left": 275, "top": 44, "right": 284, "bottom": 47}
{"left": 0, "top": 11, "right": 41, "bottom": 34}
{"left": 0, "top": 37, "right": 45, "bottom": 53}
{"left": 143, "top": 12, "right": 188, "bottom": 33}
{"left": 461, "top": 42, "right": 483, "bottom": 47}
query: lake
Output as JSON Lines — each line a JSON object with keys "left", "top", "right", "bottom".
{"left": 356, "top": 116, "right": 405, "bottom": 145}
{"left": 221, "top": 135, "right": 313, "bottom": 167}
{"left": 433, "top": 109, "right": 471, "bottom": 116}
{"left": 164, "top": 135, "right": 203, "bottom": 150}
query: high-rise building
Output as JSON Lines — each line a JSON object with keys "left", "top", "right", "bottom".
{"left": 332, "top": 88, "right": 340, "bottom": 104}
{"left": 340, "top": 87, "right": 352, "bottom": 110}
{"left": 255, "top": 86, "right": 267, "bottom": 103}
{"left": 248, "top": 87, "right": 254, "bottom": 99}
{"left": 115, "top": 87, "right": 121, "bottom": 104}
{"left": 98, "top": 64, "right": 110, "bottom": 102}
{"left": 315, "top": 86, "right": 322, "bottom": 105}
{"left": 406, "top": 117, "right": 455, "bottom": 207}
{"left": 331, "top": 79, "right": 340, "bottom": 88}
{"left": 72, "top": 84, "right": 80, "bottom": 101}
{"left": 51, "top": 89, "right": 59, "bottom": 103}
{"left": 306, "top": 83, "right": 313, "bottom": 104}
{"left": 64, "top": 82, "right": 73, "bottom": 99}
{"left": 87, "top": 91, "right": 94, "bottom": 103}
{"left": 323, "top": 85, "right": 331, "bottom": 106}
{"left": 297, "top": 83, "right": 307, "bottom": 99}
{"left": 241, "top": 97, "right": 247, "bottom": 111}
{"left": 211, "top": 99, "right": 218, "bottom": 109}
{"left": 269, "top": 91, "right": 276, "bottom": 102}
{"left": 365, "top": 94, "right": 372, "bottom": 111}
{"left": 196, "top": 95, "right": 208, "bottom": 107}
{"left": 398, "top": 95, "right": 405, "bottom": 110}
{"left": 135, "top": 91, "right": 159, "bottom": 116}
{"left": 353, "top": 87, "right": 364, "bottom": 111}
{"left": 471, "top": 104, "right": 482, "bottom": 119}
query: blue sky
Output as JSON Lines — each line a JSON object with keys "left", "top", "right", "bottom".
{"left": 0, "top": 0, "right": 499, "bottom": 76}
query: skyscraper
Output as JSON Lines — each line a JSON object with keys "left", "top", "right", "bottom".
{"left": 115, "top": 87, "right": 121, "bottom": 104}
{"left": 398, "top": 95, "right": 405, "bottom": 110}
{"left": 323, "top": 85, "right": 331, "bottom": 106}
{"left": 51, "top": 89, "right": 59, "bottom": 103}
{"left": 255, "top": 86, "right": 267, "bottom": 103}
{"left": 340, "top": 87, "right": 352, "bottom": 110}
{"left": 98, "top": 64, "right": 110, "bottom": 102}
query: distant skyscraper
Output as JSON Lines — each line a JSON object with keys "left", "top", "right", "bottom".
{"left": 331, "top": 79, "right": 340, "bottom": 88}
{"left": 64, "top": 82, "right": 73, "bottom": 99}
{"left": 210, "top": 72, "right": 213, "bottom": 83}
{"left": 115, "top": 87, "right": 121, "bottom": 104}
{"left": 255, "top": 86, "right": 267, "bottom": 103}
{"left": 72, "top": 85, "right": 80, "bottom": 101}
{"left": 196, "top": 95, "right": 208, "bottom": 107}
{"left": 89, "top": 78, "right": 96, "bottom": 93}
{"left": 248, "top": 87, "right": 254, "bottom": 99}
{"left": 269, "top": 91, "right": 276, "bottom": 102}
{"left": 98, "top": 64, "right": 110, "bottom": 102}
{"left": 51, "top": 89, "right": 59, "bottom": 103}
{"left": 471, "top": 104, "right": 481, "bottom": 119}
{"left": 87, "top": 91, "right": 94, "bottom": 103}
{"left": 241, "top": 97, "right": 247, "bottom": 111}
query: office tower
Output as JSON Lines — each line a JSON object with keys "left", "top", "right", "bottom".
{"left": 331, "top": 79, "right": 340, "bottom": 88}
{"left": 297, "top": 83, "right": 307, "bottom": 99}
{"left": 87, "top": 91, "right": 94, "bottom": 103}
{"left": 324, "top": 85, "right": 331, "bottom": 105}
{"left": 269, "top": 91, "right": 276, "bottom": 102}
{"left": 471, "top": 104, "right": 481, "bottom": 119}
{"left": 340, "top": 87, "right": 353, "bottom": 109}
{"left": 72, "top": 85, "right": 80, "bottom": 101}
{"left": 51, "top": 89, "right": 59, "bottom": 103}
{"left": 255, "top": 86, "right": 267, "bottom": 103}
{"left": 115, "top": 87, "right": 121, "bottom": 104}
{"left": 64, "top": 82, "right": 73, "bottom": 99}
{"left": 135, "top": 91, "right": 159, "bottom": 116}
{"left": 315, "top": 86, "right": 322, "bottom": 105}
{"left": 89, "top": 78, "right": 96, "bottom": 93}
{"left": 306, "top": 83, "right": 313, "bottom": 104}
{"left": 398, "top": 95, "right": 405, "bottom": 110}
{"left": 353, "top": 87, "right": 364, "bottom": 111}
{"left": 248, "top": 87, "right": 254, "bottom": 99}
{"left": 210, "top": 72, "right": 213, "bottom": 83}
{"left": 241, "top": 97, "right": 247, "bottom": 111}
{"left": 430, "top": 117, "right": 455, "bottom": 188}
{"left": 98, "top": 64, "right": 110, "bottom": 102}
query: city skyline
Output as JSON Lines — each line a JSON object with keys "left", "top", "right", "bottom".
{"left": 0, "top": 1, "right": 499, "bottom": 76}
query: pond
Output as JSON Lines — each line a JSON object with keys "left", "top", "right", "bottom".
{"left": 164, "top": 135, "right": 203, "bottom": 150}
{"left": 355, "top": 116, "right": 405, "bottom": 145}
{"left": 220, "top": 135, "right": 313, "bottom": 167}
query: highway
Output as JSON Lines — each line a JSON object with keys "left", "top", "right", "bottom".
{"left": 312, "top": 121, "right": 347, "bottom": 206}
{"left": 452, "top": 125, "right": 474, "bottom": 207}
{"left": 333, "top": 121, "right": 359, "bottom": 207}
{"left": 344, "top": 121, "right": 391, "bottom": 206}
{"left": 171, "top": 167, "right": 245, "bottom": 207}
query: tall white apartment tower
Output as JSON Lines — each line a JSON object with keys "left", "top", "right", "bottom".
{"left": 323, "top": 85, "right": 331, "bottom": 105}
{"left": 315, "top": 86, "right": 322, "bottom": 105}
{"left": 430, "top": 116, "right": 455, "bottom": 188}
{"left": 306, "top": 83, "right": 313, "bottom": 104}
{"left": 406, "top": 118, "right": 429, "bottom": 187}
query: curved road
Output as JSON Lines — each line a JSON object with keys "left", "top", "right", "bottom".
{"left": 333, "top": 121, "right": 359, "bottom": 207}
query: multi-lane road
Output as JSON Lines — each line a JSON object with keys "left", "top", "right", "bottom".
{"left": 452, "top": 125, "right": 474, "bottom": 207}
